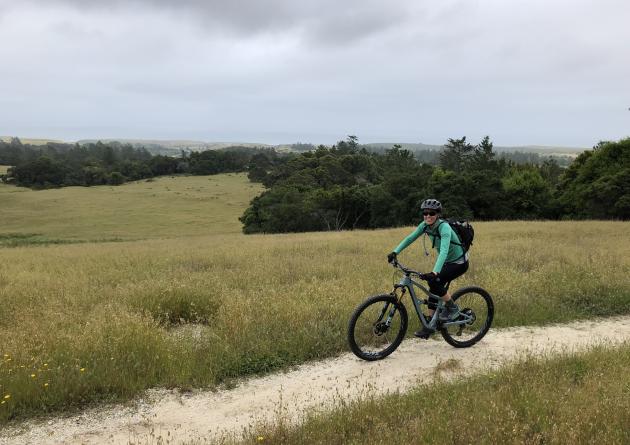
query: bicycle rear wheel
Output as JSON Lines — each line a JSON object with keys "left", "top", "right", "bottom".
{"left": 440, "top": 286, "right": 494, "bottom": 348}
{"left": 347, "top": 294, "right": 408, "bottom": 361}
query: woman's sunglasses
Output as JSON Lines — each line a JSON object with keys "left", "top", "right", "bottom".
{"left": 423, "top": 211, "right": 437, "bottom": 216}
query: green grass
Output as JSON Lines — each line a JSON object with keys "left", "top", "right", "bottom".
{"left": 0, "top": 173, "right": 263, "bottom": 241}
{"left": 231, "top": 343, "right": 630, "bottom": 445}
{"left": 0, "top": 233, "right": 125, "bottom": 247}
{"left": 0, "top": 220, "right": 629, "bottom": 423}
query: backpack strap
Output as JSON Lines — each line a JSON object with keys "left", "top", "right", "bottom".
{"left": 428, "top": 220, "right": 444, "bottom": 249}
{"left": 431, "top": 220, "right": 463, "bottom": 248}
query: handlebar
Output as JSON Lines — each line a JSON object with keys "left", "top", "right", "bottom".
{"left": 389, "top": 259, "right": 428, "bottom": 280}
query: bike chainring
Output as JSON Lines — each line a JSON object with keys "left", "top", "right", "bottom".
{"left": 461, "top": 308, "right": 476, "bottom": 325}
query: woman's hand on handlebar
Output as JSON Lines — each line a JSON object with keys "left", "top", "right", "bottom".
{"left": 419, "top": 272, "right": 438, "bottom": 281}
{"left": 387, "top": 252, "right": 397, "bottom": 264}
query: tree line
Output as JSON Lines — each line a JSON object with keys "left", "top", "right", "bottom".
{"left": 365, "top": 145, "right": 575, "bottom": 167}
{"left": 2, "top": 135, "right": 627, "bottom": 229}
{"left": 0, "top": 138, "right": 282, "bottom": 188}
{"left": 240, "top": 136, "right": 629, "bottom": 233}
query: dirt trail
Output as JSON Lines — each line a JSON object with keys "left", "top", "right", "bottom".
{"left": 2, "top": 316, "right": 630, "bottom": 445}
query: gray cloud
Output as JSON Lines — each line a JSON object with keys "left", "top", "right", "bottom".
{"left": 20, "top": 0, "right": 417, "bottom": 45}
{"left": 1, "top": 0, "right": 629, "bottom": 145}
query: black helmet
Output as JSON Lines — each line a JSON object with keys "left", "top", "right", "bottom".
{"left": 420, "top": 198, "right": 442, "bottom": 212}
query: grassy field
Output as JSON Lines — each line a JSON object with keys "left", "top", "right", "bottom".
{"left": 0, "top": 216, "right": 629, "bottom": 423}
{"left": 232, "top": 343, "right": 630, "bottom": 445}
{"left": 0, "top": 137, "right": 64, "bottom": 145}
{"left": 0, "top": 173, "right": 263, "bottom": 241}
{"left": 1, "top": 174, "right": 629, "bottom": 424}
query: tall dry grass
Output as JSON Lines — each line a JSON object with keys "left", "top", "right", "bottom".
{"left": 0, "top": 220, "right": 629, "bottom": 422}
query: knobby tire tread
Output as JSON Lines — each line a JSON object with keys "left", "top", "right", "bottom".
{"left": 440, "top": 286, "right": 494, "bottom": 348}
{"left": 347, "top": 294, "right": 408, "bottom": 361}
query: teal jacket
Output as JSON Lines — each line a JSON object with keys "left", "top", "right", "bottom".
{"left": 393, "top": 220, "right": 465, "bottom": 274}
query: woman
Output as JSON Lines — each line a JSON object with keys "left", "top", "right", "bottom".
{"left": 387, "top": 198, "right": 469, "bottom": 339}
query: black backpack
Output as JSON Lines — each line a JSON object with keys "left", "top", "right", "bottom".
{"left": 429, "top": 218, "right": 474, "bottom": 252}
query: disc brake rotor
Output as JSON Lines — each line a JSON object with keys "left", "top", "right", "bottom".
{"left": 373, "top": 321, "right": 388, "bottom": 336}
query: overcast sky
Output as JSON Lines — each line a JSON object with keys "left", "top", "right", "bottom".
{"left": 1, "top": 0, "right": 628, "bottom": 146}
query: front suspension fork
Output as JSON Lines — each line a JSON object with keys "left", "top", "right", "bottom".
{"left": 382, "top": 287, "right": 406, "bottom": 327}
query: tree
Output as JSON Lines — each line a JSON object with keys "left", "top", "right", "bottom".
{"left": 556, "top": 138, "right": 630, "bottom": 219}
{"left": 107, "top": 171, "right": 126, "bottom": 185}
{"left": 102, "top": 145, "right": 116, "bottom": 166}
{"left": 333, "top": 135, "right": 360, "bottom": 155}
{"left": 502, "top": 167, "right": 552, "bottom": 219}
{"left": 470, "top": 136, "right": 498, "bottom": 171}
{"left": 439, "top": 136, "right": 474, "bottom": 173}
{"left": 427, "top": 169, "right": 473, "bottom": 219}
{"left": 540, "top": 159, "right": 563, "bottom": 186}
{"left": 247, "top": 153, "right": 272, "bottom": 183}
{"left": 10, "top": 156, "right": 68, "bottom": 187}
{"left": 311, "top": 186, "right": 371, "bottom": 230}
{"left": 240, "top": 186, "right": 321, "bottom": 233}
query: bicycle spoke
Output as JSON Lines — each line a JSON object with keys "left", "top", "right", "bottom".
{"left": 348, "top": 295, "right": 407, "bottom": 359}
{"left": 441, "top": 287, "right": 493, "bottom": 347}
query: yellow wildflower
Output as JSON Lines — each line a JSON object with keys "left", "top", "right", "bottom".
{"left": 257, "top": 436, "right": 264, "bottom": 442}
{"left": 31, "top": 374, "right": 36, "bottom": 378}
{"left": 44, "top": 383, "right": 49, "bottom": 388}
{"left": 80, "top": 368, "right": 85, "bottom": 372}
{"left": 1, "top": 401, "right": 5, "bottom": 405}
{"left": 4, "top": 395, "right": 10, "bottom": 400}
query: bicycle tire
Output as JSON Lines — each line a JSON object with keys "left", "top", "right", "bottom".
{"left": 440, "top": 286, "right": 494, "bottom": 348}
{"left": 347, "top": 294, "right": 408, "bottom": 361}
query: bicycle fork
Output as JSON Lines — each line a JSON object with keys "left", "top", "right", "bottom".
{"left": 379, "top": 288, "right": 405, "bottom": 329}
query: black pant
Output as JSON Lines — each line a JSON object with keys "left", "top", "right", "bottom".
{"left": 427, "top": 261, "right": 469, "bottom": 309}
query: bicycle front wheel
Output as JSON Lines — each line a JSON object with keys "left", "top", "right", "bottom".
{"left": 347, "top": 294, "right": 408, "bottom": 361}
{"left": 440, "top": 286, "right": 494, "bottom": 348}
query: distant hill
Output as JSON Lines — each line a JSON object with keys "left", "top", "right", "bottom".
{"left": 3, "top": 135, "right": 588, "bottom": 157}
{"left": 364, "top": 142, "right": 586, "bottom": 156}
{"left": 76, "top": 139, "right": 274, "bottom": 156}
{"left": 364, "top": 142, "right": 444, "bottom": 151}
{"left": 494, "top": 145, "right": 586, "bottom": 158}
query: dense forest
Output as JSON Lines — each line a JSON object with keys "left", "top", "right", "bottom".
{"left": 0, "top": 137, "right": 580, "bottom": 189}
{"left": 364, "top": 145, "right": 576, "bottom": 167}
{"left": 0, "top": 138, "right": 282, "bottom": 187}
{"left": 239, "top": 136, "right": 629, "bottom": 233}
{"left": 1, "top": 136, "right": 628, "bottom": 230}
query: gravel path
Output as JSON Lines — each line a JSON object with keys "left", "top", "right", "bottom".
{"left": 2, "top": 316, "right": 629, "bottom": 444}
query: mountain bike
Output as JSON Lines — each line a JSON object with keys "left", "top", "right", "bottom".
{"left": 347, "top": 259, "right": 494, "bottom": 361}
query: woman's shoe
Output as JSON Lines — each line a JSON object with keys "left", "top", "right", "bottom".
{"left": 439, "top": 301, "right": 460, "bottom": 321}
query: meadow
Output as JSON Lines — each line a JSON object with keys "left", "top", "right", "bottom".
{"left": 0, "top": 173, "right": 629, "bottom": 424}
{"left": 0, "top": 138, "right": 63, "bottom": 146}
{"left": 0, "top": 173, "right": 262, "bottom": 241}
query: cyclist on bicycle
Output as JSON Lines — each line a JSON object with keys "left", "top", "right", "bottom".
{"left": 387, "top": 198, "right": 469, "bottom": 339}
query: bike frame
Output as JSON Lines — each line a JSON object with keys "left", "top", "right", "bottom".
{"left": 391, "top": 261, "right": 473, "bottom": 331}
